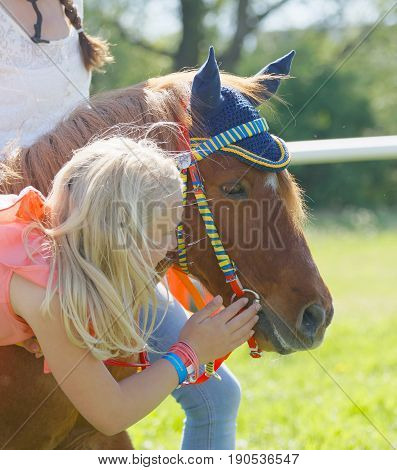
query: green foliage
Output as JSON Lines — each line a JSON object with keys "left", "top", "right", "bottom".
{"left": 291, "top": 160, "right": 397, "bottom": 210}
{"left": 240, "top": 28, "right": 397, "bottom": 210}
{"left": 85, "top": 1, "right": 175, "bottom": 92}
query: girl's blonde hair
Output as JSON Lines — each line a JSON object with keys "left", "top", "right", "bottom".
{"left": 27, "top": 135, "right": 183, "bottom": 360}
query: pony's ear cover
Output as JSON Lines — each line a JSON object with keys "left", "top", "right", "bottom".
{"left": 191, "top": 46, "right": 223, "bottom": 118}
{"left": 189, "top": 46, "right": 292, "bottom": 172}
{"left": 250, "top": 50, "right": 296, "bottom": 105}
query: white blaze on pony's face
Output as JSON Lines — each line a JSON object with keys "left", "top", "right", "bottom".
{"left": 265, "top": 173, "right": 278, "bottom": 191}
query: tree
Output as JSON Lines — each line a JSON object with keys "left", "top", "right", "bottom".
{"left": 86, "top": 0, "right": 297, "bottom": 71}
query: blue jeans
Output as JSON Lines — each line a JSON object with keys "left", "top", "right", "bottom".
{"left": 139, "top": 282, "right": 242, "bottom": 450}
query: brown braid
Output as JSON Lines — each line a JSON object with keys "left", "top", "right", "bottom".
{"left": 59, "top": 0, "right": 113, "bottom": 71}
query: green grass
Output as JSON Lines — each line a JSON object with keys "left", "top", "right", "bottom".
{"left": 129, "top": 212, "right": 397, "bottom": 449}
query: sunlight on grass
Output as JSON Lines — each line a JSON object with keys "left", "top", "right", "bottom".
{"left": 130, "top": 217, "right": 397, "bottom": 449}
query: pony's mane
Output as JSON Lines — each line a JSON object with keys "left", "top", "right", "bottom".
{"left": 0, "top": 70, "right": 305, "bottom": 228}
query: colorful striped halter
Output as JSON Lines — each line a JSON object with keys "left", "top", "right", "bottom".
{"left": 176, "top": 117, "right": 291, "bottom": 374}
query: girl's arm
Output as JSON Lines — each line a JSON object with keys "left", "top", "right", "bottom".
{"left": 10, "top": 273, "right": 180, "bottom": 436}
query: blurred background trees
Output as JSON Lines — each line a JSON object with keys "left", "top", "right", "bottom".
{"left": 85, "top": 0, "right": 397, "bottom": 211}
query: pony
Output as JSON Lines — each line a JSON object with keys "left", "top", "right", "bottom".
{"left": 0, "top": 48, "right": 333, "bottom": 449}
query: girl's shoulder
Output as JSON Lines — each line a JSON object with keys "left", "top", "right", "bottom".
{"left": 0, "top": 186, "right": 55, "bottom": 286}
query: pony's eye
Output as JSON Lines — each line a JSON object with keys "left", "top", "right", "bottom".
{"left": 221, "top": 183, "right": 247, "bottom": 198}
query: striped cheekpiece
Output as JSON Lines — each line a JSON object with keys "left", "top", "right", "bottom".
{"left": 176, "top": 117, "right": 290, "bottom": 280}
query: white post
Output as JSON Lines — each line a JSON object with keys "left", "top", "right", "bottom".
{"left": 287, "top": 135, "right": 397, "bottom": 165}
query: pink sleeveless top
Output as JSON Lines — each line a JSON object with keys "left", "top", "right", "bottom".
{"left": 0, "top": 186, "right": 56, "bottom": 373}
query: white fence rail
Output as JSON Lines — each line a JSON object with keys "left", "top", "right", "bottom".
{"left": 288, "top": 135, "right": 397, "bottom": 165}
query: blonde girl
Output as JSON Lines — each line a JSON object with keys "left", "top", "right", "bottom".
{"left": 0, "top": 135, "right": 260, "bottom": 436}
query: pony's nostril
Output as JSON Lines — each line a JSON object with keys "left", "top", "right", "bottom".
{"left": 298, "top": 304, "right": 326, "bottom": 339}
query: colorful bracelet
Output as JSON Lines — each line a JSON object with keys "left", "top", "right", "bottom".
{"left": 168, "top": 341, "right": 200, "bottom": 384}
{"left": 161, "top": 352, "right": 188, "bottom": 386}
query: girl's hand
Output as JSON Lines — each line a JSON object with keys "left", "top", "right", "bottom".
{"left": 177, "top": 295, "right": 260, "bottom": 364}
{"left": 18, "top": 338, "right": 43, "bottom": 358}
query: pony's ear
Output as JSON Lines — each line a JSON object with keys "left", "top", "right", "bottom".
{"left": 191, "top": 46, "right": 223, "bottom": 117}
{"left": 249, "top": 50, "right": 296, "bottom": 105}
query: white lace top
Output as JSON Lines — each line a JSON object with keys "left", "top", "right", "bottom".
{"left": 0, "top": 0, "right": 91, "bottom": 154}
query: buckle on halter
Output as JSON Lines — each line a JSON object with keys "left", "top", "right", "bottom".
{"left": 176, "top": 151, "right": 192, "bottom": 170}
{"left": 231, "top": 288, "right": 260, "bottom": 303}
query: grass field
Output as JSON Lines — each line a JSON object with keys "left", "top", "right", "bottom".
{"left": 129, "top": 211, "right": 397, "bottom": 449}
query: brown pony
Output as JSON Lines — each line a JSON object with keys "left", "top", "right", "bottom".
{"left": 0, "top": 53, "right": 333, "bottom": 449}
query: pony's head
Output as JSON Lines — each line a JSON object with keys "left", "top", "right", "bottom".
{"left": 174, "top": 47, "right": 333, "bottom": 354}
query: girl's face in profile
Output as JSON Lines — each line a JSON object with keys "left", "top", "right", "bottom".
{"left": 147, "top": 190, "right": 183, "bottom": 267}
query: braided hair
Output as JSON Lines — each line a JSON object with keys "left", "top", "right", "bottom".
{"left": 59, "top": 0, "right": 113, "bottom": 71}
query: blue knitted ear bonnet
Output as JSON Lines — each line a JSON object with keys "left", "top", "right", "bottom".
{"left": 190, "top": 47, "right": 295, "bottom": 172}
